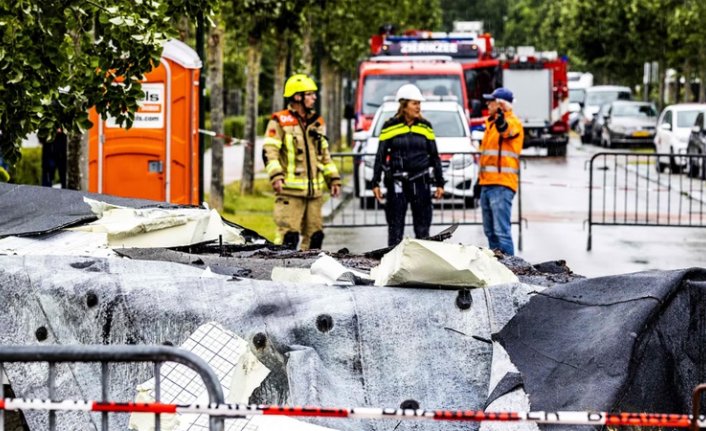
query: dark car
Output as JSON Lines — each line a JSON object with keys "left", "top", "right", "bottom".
{"left": 579, "top": 85, "right": 632, "bottom": 143}
{"left": 686, "top": 112, "right": 706, "bottom": 179}
{"left": 599, "top": 101, "right": 658, "bottom": 148}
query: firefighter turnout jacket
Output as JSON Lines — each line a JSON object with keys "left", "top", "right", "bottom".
{"left": 263, "top": 106, "right": 341, "bottom": 198}
{"left": 479, "top": 109, "right": 524, "bottom": 192}
{"left": 371, "top": 116, "right": 445, "bottom": 189}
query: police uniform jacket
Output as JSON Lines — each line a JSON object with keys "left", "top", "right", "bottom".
{"left": 371, "top": 116, "right": 445, "bottom": 189}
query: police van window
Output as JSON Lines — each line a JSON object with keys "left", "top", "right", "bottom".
{"left": 362, "top": 75, "right": 464, "bottom": 115}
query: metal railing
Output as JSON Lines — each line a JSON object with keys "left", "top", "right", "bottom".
{"left": 1, "top": 344, "right": 705, "bottom": 429}
{"left": 0, "top": 345, "right": 225, "bottom": 431}
{"left": 587, "top": 152, "right": 706, "bottom": 250}
{"left": 326, "top": 151, "right": 524, "bottom": 250}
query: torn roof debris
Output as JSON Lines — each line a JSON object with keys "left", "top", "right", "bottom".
{"left": 1, "top": 183, "right": 702, "bottom": 431}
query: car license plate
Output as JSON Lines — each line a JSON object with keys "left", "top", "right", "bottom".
{"left": 632, "top": 130, "right": 650, "bottom": 137}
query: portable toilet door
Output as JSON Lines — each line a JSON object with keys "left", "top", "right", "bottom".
{"left": 87, "top": 39, "right": 201, "bottom": 205}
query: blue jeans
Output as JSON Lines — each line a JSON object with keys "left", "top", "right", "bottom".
{"left": 480, "top": 185, "right": 515, "bottom": 255}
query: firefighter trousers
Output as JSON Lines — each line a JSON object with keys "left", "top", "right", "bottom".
{"left": 273, "top": 194, "right": 323, "bottom": 250}
{"left": 384, "top": 178, "right": 432, "bottom": 247}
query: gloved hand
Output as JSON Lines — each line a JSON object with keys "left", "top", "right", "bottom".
{"left": 495, "top": 109, "right": 508, "bottom": 132}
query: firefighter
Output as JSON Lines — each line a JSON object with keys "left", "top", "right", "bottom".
{"left": 371, "top": 84, "right": 445, "bottom": 247}
{"left": 478, "top": 87, "right": 524, "bottom": 255}
{"left": 263, "top": 74, "right": 341, "bottom": 250}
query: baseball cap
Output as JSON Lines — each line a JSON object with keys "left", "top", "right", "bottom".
{"left": 482, "top": 87, "right": 514, "bottom": 103}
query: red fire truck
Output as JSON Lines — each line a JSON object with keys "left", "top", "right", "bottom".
{"left": 363, "top": 22, "right": 501, "bottom": 129}
{"left": 499, "top": 47, "right": 570, "bottom": 156}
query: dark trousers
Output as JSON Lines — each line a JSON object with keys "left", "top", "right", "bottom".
{"left": 41, "top": 133, "right": 67, "bottom": 188}
{"left": 384, "top": 178, "right": 432, "bottom": 247}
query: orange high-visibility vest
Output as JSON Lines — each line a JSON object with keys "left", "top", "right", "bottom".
{"left": 479, "top": 110, "right": 524, "bottom": 192}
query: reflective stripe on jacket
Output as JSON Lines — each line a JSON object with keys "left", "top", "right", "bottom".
{"left": 371, "top": 116, "right": 445, "bottom": 189}
{"left": 478, "top": 110, "right": 524, "bottom": 192}
{"left": 262, "top": 106, "right": 341, "bottom": 198}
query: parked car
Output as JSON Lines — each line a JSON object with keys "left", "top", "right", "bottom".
{"left": 590, "top": 103, "right": 612, "bottom": 145}
{"left": 686, "top": 112, "right": 706, "bottom": 179}
{"left": 353, "top": 98, "right": 478, "bottom": 209}
{"left": 568, "top": 71, "right": 593, "bottom": 131}
{"left": 654, "top": 103, "right": 706, "bottom": 173}
{"left": 568, "top": 88, "right": 586, "bottom": 131}
{"left": 578, "top": 85, "right": 632, "bottom": 144}
{"left": 598, "top": 101, "right": 658, "bottom": 148}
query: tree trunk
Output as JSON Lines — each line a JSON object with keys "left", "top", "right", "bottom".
{"left": 67, "top": 133, "right": 82, "bottom": 190}
{"left": 241, "top": 36, "right": 262, "bottom": 195}
{"left": 700, "top": 47, "right": 706, "bottom": 103}
{"left": 177, "top": 17, "right": 190, "bottom": 42}
{"left": 300, "top": 22, "right": 312, "bottom": 75}
{"left": 658, "top": 61, "right": 666, "bottom": 109}
{"left": 208, "top": 20, "right": 225, "bottom": 212}
{"left": 80, "top": 132, "right": 88, "bottom": 190}
{"left": 684, "top": 63, "right": 693, "bottom": 103}
{"left": 333, "top": 67, "right": 343, "bottom": 151}
{"left": 272, "top": 32, "right": 288, "bottom": 113}
{"left": 320, "top": 57, "right": 333, "bottom": 148}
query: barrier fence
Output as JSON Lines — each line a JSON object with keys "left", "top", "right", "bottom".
{"left": 2, "top": 344, "right": 706, "bottom": 430}
{"left": 0, "top": 345, "right": 225, "bottom": 431}
{"left": 587, "top": 152, "right": 706, "bottom": 250}
{"left": 326, "top": 152, "right": 524, "bottom": 250}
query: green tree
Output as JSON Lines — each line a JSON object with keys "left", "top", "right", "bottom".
{"left": 0, "top": 0, "right": 216, "bottom": 171}
{"left": 440, "top": 0, "right": 508, "bottom": 36}
{"left": 226, "top": 0, "right": 284, "bottom": 195}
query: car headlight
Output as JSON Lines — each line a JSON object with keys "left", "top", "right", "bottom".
{"left": 450, "top": 154, "right": 473, "bottom": 170}
{"left": 611, "top": 125, "right": 627, "bottom": 134}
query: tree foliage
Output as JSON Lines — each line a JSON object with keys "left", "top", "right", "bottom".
{"left": 0, "top": 0, "right": 216, "bottom": 165}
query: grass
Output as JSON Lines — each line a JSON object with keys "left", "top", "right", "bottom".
{"left": 220, "top": 178, "right": 277, "bottom": 242}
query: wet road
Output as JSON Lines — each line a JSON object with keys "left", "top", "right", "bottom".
{"left": 322, "top": 138, "right": 706, "bottom": 278}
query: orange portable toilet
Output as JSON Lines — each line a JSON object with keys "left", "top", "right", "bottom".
{"left": 88, "top": 39, "right": 201, "bottom": 205}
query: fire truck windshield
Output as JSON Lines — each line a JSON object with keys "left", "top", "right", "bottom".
{"left": 361, "top": 75, "right": 463, "bottom": 115}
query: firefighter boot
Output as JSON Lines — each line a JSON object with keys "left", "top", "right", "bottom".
{"left": 282, "top": 231, "right": 300, "bottom": 250}
{"left": 309, "top": 231, "right": 324, "bottom": 249}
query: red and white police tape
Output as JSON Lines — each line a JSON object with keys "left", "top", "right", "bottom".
{"left": 0, "top": 398, "right": 704, "bottom": 428}
{"left": 198, "top": 129, "right": 249, "bottom": 147}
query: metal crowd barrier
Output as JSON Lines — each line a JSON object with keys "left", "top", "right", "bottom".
{"left": 326, "top": 151, "right": 524, "bottom": 250}
{"left": 1, "top": 345, "right": 705, "bottom": 429}
{"left": 0, "top": 345, "right": 225, "bottom": 431}
{"left": 587, "top": 152, "right": 706, "bottom": 250}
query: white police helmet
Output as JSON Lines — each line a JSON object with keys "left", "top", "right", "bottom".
{"left": 395, "top": 84, "right": 425, "bottom": 102}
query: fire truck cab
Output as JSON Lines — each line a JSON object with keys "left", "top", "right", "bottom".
{"left": 500, "top": 47, "right": 570, "bottom": 156}
{"left": 362, "top": 22, "right": 501, "bottom": 130}
{"left": 354, "top": 56, "right": 468, "bottom": 132}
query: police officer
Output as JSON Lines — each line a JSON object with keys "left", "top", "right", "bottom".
{"left": 371, "top": 84, "right": 445, "bottom": 247}
{"left": 263, "top": 74, "right": 341, "bottom": 250}
{"left": 478, "top": 87, "right": 524, "bottom": 255}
